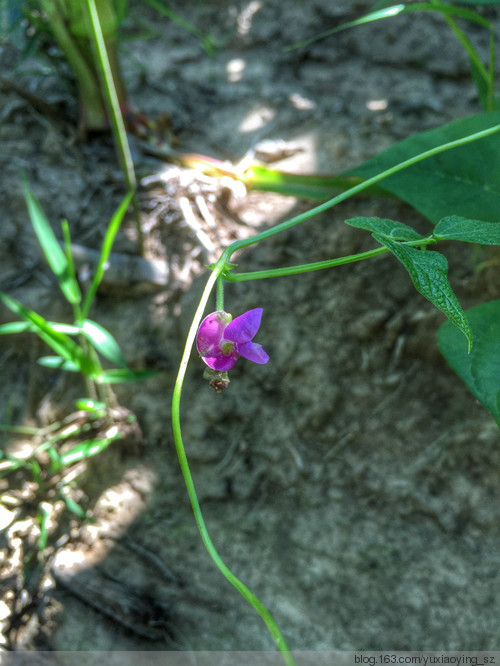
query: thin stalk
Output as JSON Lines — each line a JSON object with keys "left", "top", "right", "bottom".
{"left": 224, "top": 236, "right": 437, "bottom": 281}
{"left": 171, "top": 267, "right": 295, "bottom": 664}
{"left": 62, "top": 220, "right": 96, "bottom": 398}
{"left": 39, "top": 0, "right": 106, "bottom": 129}
{"left": 225, "top": 121, "right": 500, "bottom": 258}
{"left": 216, "top": 275, "right": 225, "bottom": 310}
{"left": 224, "top": 246, "right": 389, "bottom": 281}
{"left": 84, "top": 0, "right": 144, "bottom": 252}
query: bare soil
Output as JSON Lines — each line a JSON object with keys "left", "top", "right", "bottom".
{"left": 1, "top": 0, "right": 500, "bottom": 655}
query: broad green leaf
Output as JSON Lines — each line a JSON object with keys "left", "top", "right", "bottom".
{"left": 23, "top": 183, "right": 81, "bottom": 305}
{"left": 470, "top": 324, "right": 500, "bottom": 419}
{"left": 438, "top": 300, "right": 500, "bottom": 426}
{"left": 345, "top": 112, "right": 500, "bottom": 223}
{"left": 97, "top": 368, "right": 161, "bottom": 384}
{"left": 434, "top": 215, "right": 500, "bottom": 245}
{"left": 82, "top": 319, "right": 128, "bottom": 369}
{"left": 0, "top": 291, "right": 98, "bottom": 377}
{"left": 373, "top": 235, "right": 473, "bottom": 348}
{"left": 345, "top": 217, "right": 424, "bottom": 241}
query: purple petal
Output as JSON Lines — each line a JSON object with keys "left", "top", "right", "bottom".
{"left": 236, "top": 341, "right": 269, "bottom": 365}
{"left": 196, "top": 311, "right": 238, "bottom": 371}
{"left": 202, "top": 350, "right": 239, "bottom": 372}
{"left": 225, "top": 308, "right": 263, "bottom": 343}
{"left": 197, "top": 311, "right": 230, "bottom": 356}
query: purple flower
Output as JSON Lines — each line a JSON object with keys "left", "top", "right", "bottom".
{"left": 196, "top": 308, "right": 269, "bottom": 372}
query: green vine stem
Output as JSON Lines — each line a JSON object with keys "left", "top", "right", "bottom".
{"left": 224, "top": 121, "right": 500, "bottom": 261}
{"left": 172, "top": 121, "right": 500, "bottom": 661}
{"left": 216, "top": 275, "right": 225, "bottom": 311}
{"left": 171, "top": 268, "right": 296, "bottom": 664}
{"left": 224, "top": 246, "right": 389, "bottom": 281}
{"left": 224, "top": 237, "right": 438, "bottom": 282}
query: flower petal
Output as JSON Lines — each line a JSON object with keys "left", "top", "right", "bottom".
{"left": 202, "top": 349, "right": 239, "bottom": 372}
{"left": 236, "top": 341, "right": 269, "bottom": 365}
{"left": 196, "top": 311, "right": 230, "bottom": 356}
{"left": 225, "top": 308, "right": 263, "bottom": 343}
{"left": 196, "top": 311, "right": 238, "bottom": 371}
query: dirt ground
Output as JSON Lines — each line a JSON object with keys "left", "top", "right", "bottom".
{"left": 1, "top": 0, "right": 500, "bottom": 655}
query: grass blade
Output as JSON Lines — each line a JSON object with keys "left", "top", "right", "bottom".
{"left": 82, "top": 319, "right": 128, "bottom": 368}
{"left": 37, "top": 357, "right": 80, "bottom": 372}
{"left": 0, "top": 291, "right": 98, "bottom": 377}
{"left": 60, "top": 435, "right": 120, "bottom": 465}
{"left": 0, "top": 322, "right": 81, "bottom": 335}
{"left": 23, "top": 182, "right": 82, "bottom": 305}
{"left": 81, "top": 189, "right": 134, "bottom": 319}
{"left": 97, "top": 368, "right": 161, "bottom": 383}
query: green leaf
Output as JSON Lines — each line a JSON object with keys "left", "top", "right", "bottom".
{"left": 345, "top": 112, "right": 500, "bottom": 223}
{"left": 97, "top": 368, "right": 161, "bottom": 384}
{"left": 434, "top": 215, "right": 500, "bottom": 245}
{"left": 47, "top": 446, "right": 63, "bottom": 473}
{"left": 37, "top": 356, "right": 80, "bottom": 372}
{"left": 1, "top": 316, "right": 128, "bottom": 369}
{"left": 0, "top": 321, "right": 33, "bottom": 334}
{"left": 438, "top": 300, "right": 500, "bottom": 426}
{"left": 371, "top": 0, "right": 500, "bottom": 12}
{"left": 373, "top": 235, "right": 473, "bottom": 348}
{"left": 0, "top": 321, "right": 80, "bottom": 335}
{"left": 60, "top": 493, "right": 88, "bottom": 519}
{"left": 74, "top": 398, "right": 106, "bottom": 412}
{"left": 0, "top": 291, "right": 98, "bottom": 377}
{"left": 23, "top": 182, "right": 82, "bottom": 305}
{"left": 82, "top": 319, "right": 128, "bottom": 368}
{"left": 471, "top": 325, "right": 500, "bottom": 419}
{"left": 284, "top": 4, "right": 407, "bottom": 50}
{"left": 38, "top": 504, "right": 50, "bottom": 551}
{"left": 59, "top": 435, "right": 119, "bottom": 466}
{"left": 345, "top": 216, "right": 425, "bottom": 241}
{"left": 81, "top": 190, "right": 134, "bottom": 319}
